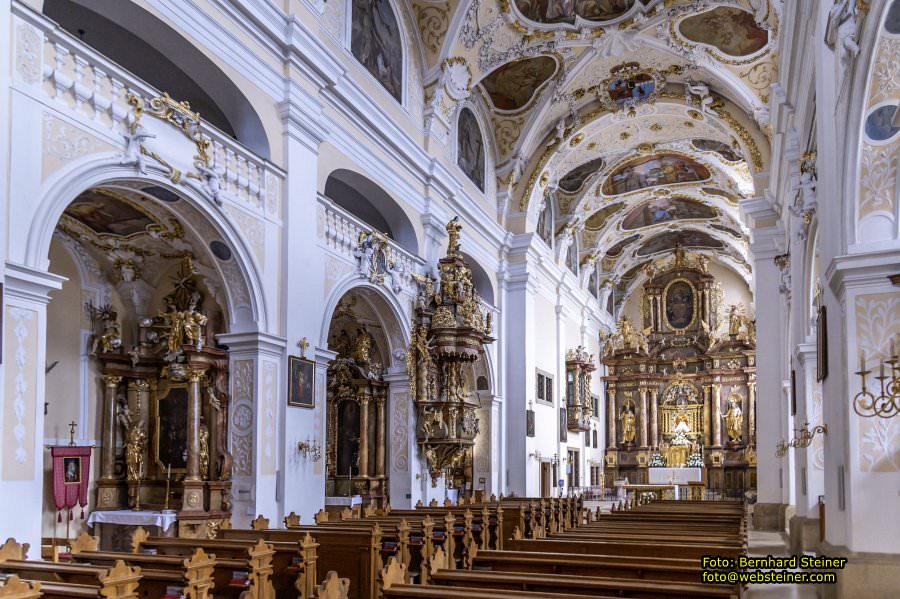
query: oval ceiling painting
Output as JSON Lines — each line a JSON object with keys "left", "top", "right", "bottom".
{"left": 692, "top": 139, "right": 742, "bottom": 162}
{"left": 621, "top": 197, "right": 717, "bottom": 230}
{"left": 636, "top": 230, "right": 724, "bottom": 257}
{"left": 559, "top": 157, "right": 605, "bottom": 193}
{"left": 513, "top": 0, "right": 636, "bottom": 25}
{"left": 606, "top": 233, "right": 641, "bottom": 257}
{"left": 679, "top": 7, "right": 768, "bottom": 57}
{"left": 585, "top": 202, "right": 624, "bottom": 230}
{"left": 481, "top": 56, "right": 557, "bottom": 111}
{"left": 602, "top": 153, "right": 711, "bottom": 196}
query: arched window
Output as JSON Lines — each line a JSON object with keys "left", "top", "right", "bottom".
{"left": 457, "top": 107, "right": 486, "bottom": 191}
{"left": 351, "top": 0, "right": 403, "bottom": 102}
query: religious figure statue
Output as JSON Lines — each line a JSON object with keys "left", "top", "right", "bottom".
{"left": 183, "top": 295, "right": 208, "bottom": 349}
{"left": 728, "top": 305, "right": 742, "bottom": 336}
{"left": 725, "top": 396, "right": 744, "bottom": 443}
{"left": 620, "top": 403, "right": 636, "bottom": 445}
{"left": 120, "top": 123, "right": 155, "bottom": 174}
{"left": 93, "top": 320, "right": 122, "bottom": 354}
{"left": 334, "top": 329, "right": 353, "bottom": 359}
{"left": 825, "top": 0, "right": 860, "bottom": 89}
{"left": 195, "top": 161, "right": 224, "bottom": 206}
{"left": 125, "top": 425, "right": 147, "bottom": 481}
{"left": 199, "top": 422, "right": 210, "bottom": 480}
{"left": 446, "top": 216, "right": 462, "bottom": 256}
{"left": 354, "top": 327, "right": 374, "bottom": 364}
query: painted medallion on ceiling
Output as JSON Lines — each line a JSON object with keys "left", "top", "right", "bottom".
{"left": 585, "top": 202, "right": 624, "bottom": 230}
{"left": 458, "top": 107, "right": 486, "bottom": 191}
{"left": 64, "top": 189, "right": 157, "bottom": 237}
{"left": 351, "top": 0, "right": 403, "bottom": 101}
{"left": 636, "top": 230, "right": 724, "bottom": 256}
{"left": 512, "top": 0, "right": 636, "bottom": 25}
{"left": 621, "top": 197, "right": 717, "bottom": 230}
{"left": 678, "top": 7, "right": 769, "bottom": 57}
{"left": 605, "top": 63, "right": 658, "bottom": 106}
{"left": 602, "top": 153, "right": 711, "bottom": 196}
{"left": 606, "top": 233, "right": 641, "bottom": 257}
{"left": 480, "top": 56, "right": 558, "bottom": 111}
{"left": 559, "top": 157, "right": 605, "bottom": 193}
{"left": 692, "top": 139, "right": 742, "bottom": 162}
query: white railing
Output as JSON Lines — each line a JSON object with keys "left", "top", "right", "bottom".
{"left": 13, "top": 3, "right": 282, "bottom": 215}
{"left": 318, "top": 194, "right": 426, "bottom": 282}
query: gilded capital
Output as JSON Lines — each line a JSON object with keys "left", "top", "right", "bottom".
{"left": 187, "top": 368, "right": 206, "bottom": 383}
{"left": 128, "top": 378, "right": 151, "bottom": 391}
{"left": 103, "top": 375, "right": 123, "bottom": 387}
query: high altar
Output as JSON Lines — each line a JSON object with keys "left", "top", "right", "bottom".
{"left": 602, "top": 250, "right": 757, "bottom": 495}
{"left": 92, "top": 258, "right": 232, "bottom": 539}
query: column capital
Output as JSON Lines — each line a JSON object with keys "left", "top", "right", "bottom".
{"left": 102, "top": 375, "right": 123, "bottom": 387}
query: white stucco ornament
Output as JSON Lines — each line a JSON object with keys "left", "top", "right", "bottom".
{"left": 443, "top": 59, "right": 472, "bottom": 101}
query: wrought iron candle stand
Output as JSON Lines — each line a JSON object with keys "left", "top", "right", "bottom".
{"left": 853, "top": 346, "right": 899, "bottom": 419}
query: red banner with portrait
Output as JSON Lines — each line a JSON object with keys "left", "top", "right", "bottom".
{"left": 50, "top": 445, "right": 92, "bottom": 520}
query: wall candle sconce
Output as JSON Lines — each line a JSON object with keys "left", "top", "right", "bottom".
{"left": 775, "top": 440, "right": 789, "bottom": 458}
{"left": 529, "top": 449, "right": 542, "bottom": 461}
{"left": 790, "top": 422, "right": 828, "bottom": 449}
{"left": 854, "top": 344, "right": 899, "bottom": 419}
{"left": 297, "top": 437, "right": 322, "bottom": 462}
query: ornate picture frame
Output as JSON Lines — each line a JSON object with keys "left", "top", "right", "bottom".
{"left": 288, "top": 355, "right": 315, "bottom": 408}
{"left": 526, "top": 409, "right": 535, "bottom": 437}
{"left": 155, "top": 383, "right": 189, "bottom": 472}
{"left": 816, "top": 306, "right": 828, "bottom": 382}
{"left": 559, "top": 407, "right": 567, "bottom": 442}
{"left": 663, "top": 277, "right": 698, "bottom": 332}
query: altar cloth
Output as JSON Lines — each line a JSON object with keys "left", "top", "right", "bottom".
{"left": 648, "top": 467, "right": 703, "bottom": 485}
{"left": 87, "top": 510, "right": 177, "bottom": 532}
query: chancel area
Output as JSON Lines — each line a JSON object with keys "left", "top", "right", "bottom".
{"left": 0, "top": 0, "right": 898, "bottom": 598}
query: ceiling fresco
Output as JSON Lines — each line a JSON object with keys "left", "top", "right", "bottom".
{"left": 636, "top": 229, "right": 725, "bottom": 256}
{"left": 64, "top": 189, "right": 158, "bottom": 237}
{"left": 407, "top": 0, "right": 777, "bottom": 312}
{"left": 620, "top": 196, "right": 717, "bottom": 230}
{"left": 512, "top": 0, "right": 637, "bottom": 25}
{"left": 559, "top": 157, "right": 606, "bottom": 193}
{"left": 678, "top": 7, "right": 769, "bottom": 57}
{"left": 480, "top": 55, "right": 558, "bottom": 111}
{"left": 601, "top": 153, "right": 712, "bottom": 196}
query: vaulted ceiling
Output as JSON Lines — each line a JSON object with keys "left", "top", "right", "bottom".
{"left": 411, "top": 0, "right": 775, "bottom": 307}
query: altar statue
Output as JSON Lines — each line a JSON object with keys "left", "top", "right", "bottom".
{"left": 125, "top": 425, "right": 147, "bottom": 481}
{"left": 620, "top": 404, "right": 636, "bottom": 444}
{"left": 725, "top": 395, "right": 744, "bottom": 443}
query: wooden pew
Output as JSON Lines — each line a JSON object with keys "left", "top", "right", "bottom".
{"left": 0, "top": 575, "right": 42, "bottom": 599}
{"left": 504, "top": 537, "right": 742, "bottom": 560}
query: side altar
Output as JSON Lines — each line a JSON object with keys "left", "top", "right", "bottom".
{"left": 91, "top": 258, "right": 232, "bottom": 540}
{"left": 602, "top": 250, "right": 757, "bottom": 496}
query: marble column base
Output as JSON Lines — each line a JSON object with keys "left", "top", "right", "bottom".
{"left": 818, "top": 543, "right": 900, "bottom": 599}
{"left": 788, "top": 515, "right": 821, "bottom": 554}
{"left": 95, "top": 479, "right": 125, "bottom": 509}
{"left": 752, "top": 502, "right": 787, "bottom": 531}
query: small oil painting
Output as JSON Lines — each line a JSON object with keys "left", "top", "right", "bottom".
{"left": 457, "top": 108, "right": 486, "bottom": 191}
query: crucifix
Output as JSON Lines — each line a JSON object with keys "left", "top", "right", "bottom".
{"left": 68, "top": 421, "right": 77, "bottom": 446}
{"left": 298, "top": 337, "right": 309, "bottom": 358}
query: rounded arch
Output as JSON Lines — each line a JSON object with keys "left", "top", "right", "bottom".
{"left": 44, "top": 0, "right": 270, "bottom": 158}
{"left": 454, "top": 99, "right": 497, "bottom": 198}
{"left": 319, "top": 276, "right": 412, "bottom": 368}
{"left": 26, "top": 156, "right": 269, "bottom": 332}
{"left": 460, "top": 251, "right": 496, "bottom": 305}
{"left": 324, "top": 168, "right": 420, "bottom": 254}
{"left": 345, "top": 0, "right": 408, "bottom": 106}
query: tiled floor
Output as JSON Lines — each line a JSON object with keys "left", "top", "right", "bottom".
{"left": 745, "top": 530, "right": 819, "bottom": 598}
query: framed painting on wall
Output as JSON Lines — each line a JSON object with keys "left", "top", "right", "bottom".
{"left": 288, "top": 355, "right": 315, "bottom": 408}
{"left": 526, "top": 409, "right": 535, "bottom": 437}
{"left": 559, "top": 407, "right": 567, "bottom": 442}
{"left": 156, "top": 385, "right": 189, "bottom": 471}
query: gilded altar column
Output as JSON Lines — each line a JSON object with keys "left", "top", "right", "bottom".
{"left": 186, "top": 369, "right": 204, "bottom": 481}
{"left": 649, "top": 389, "right": 658, "bottom": 450}
{"left": 101, "top": 375, "right": 122, "bottom": 480}
{"left": 359, "top": 395, "right": 371, "bottom": 478}
{"left": 375, "top": 395, "right": 386, "bottom": 478}
{"left": 638, "top": 388, "right": 648, "bottom": 447}
{"left": 607, "top": 384, "right": 617, "bottom": 448}
{"left": 712, "top": 383, "right": 723, "bottom": 447}
{"left": 702, "top": 385, "right": 712, "bottom": 447}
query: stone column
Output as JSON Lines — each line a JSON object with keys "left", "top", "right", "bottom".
{"left": 375, "top": 395, "right": 386, "bottom": 478}
{"left": 359, "top": 396, "right": 370, "bottom": 478}
{"left": 712, "top": 383, "right": 722, "bottom": 447}
{"left": 185, "top": 369, "right": 204, "bottom": 481}
{"left": 649, "top": 389, "right": 658, "bottom": 450}
{"left": 101, "top": 375, "right": 123, "bottom": 480}
{"left": 748, "top": 378, "right": 757, "bottom": 443}
{"left": 638, "top": 388, "right": 648, "bottom": 447}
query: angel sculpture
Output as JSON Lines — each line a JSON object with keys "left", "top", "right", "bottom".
{"left": 120, "top": 123, "right": 155, "bottom": 174}
{"left": 685, "top": 80, "right": 714, "bottom": 114}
